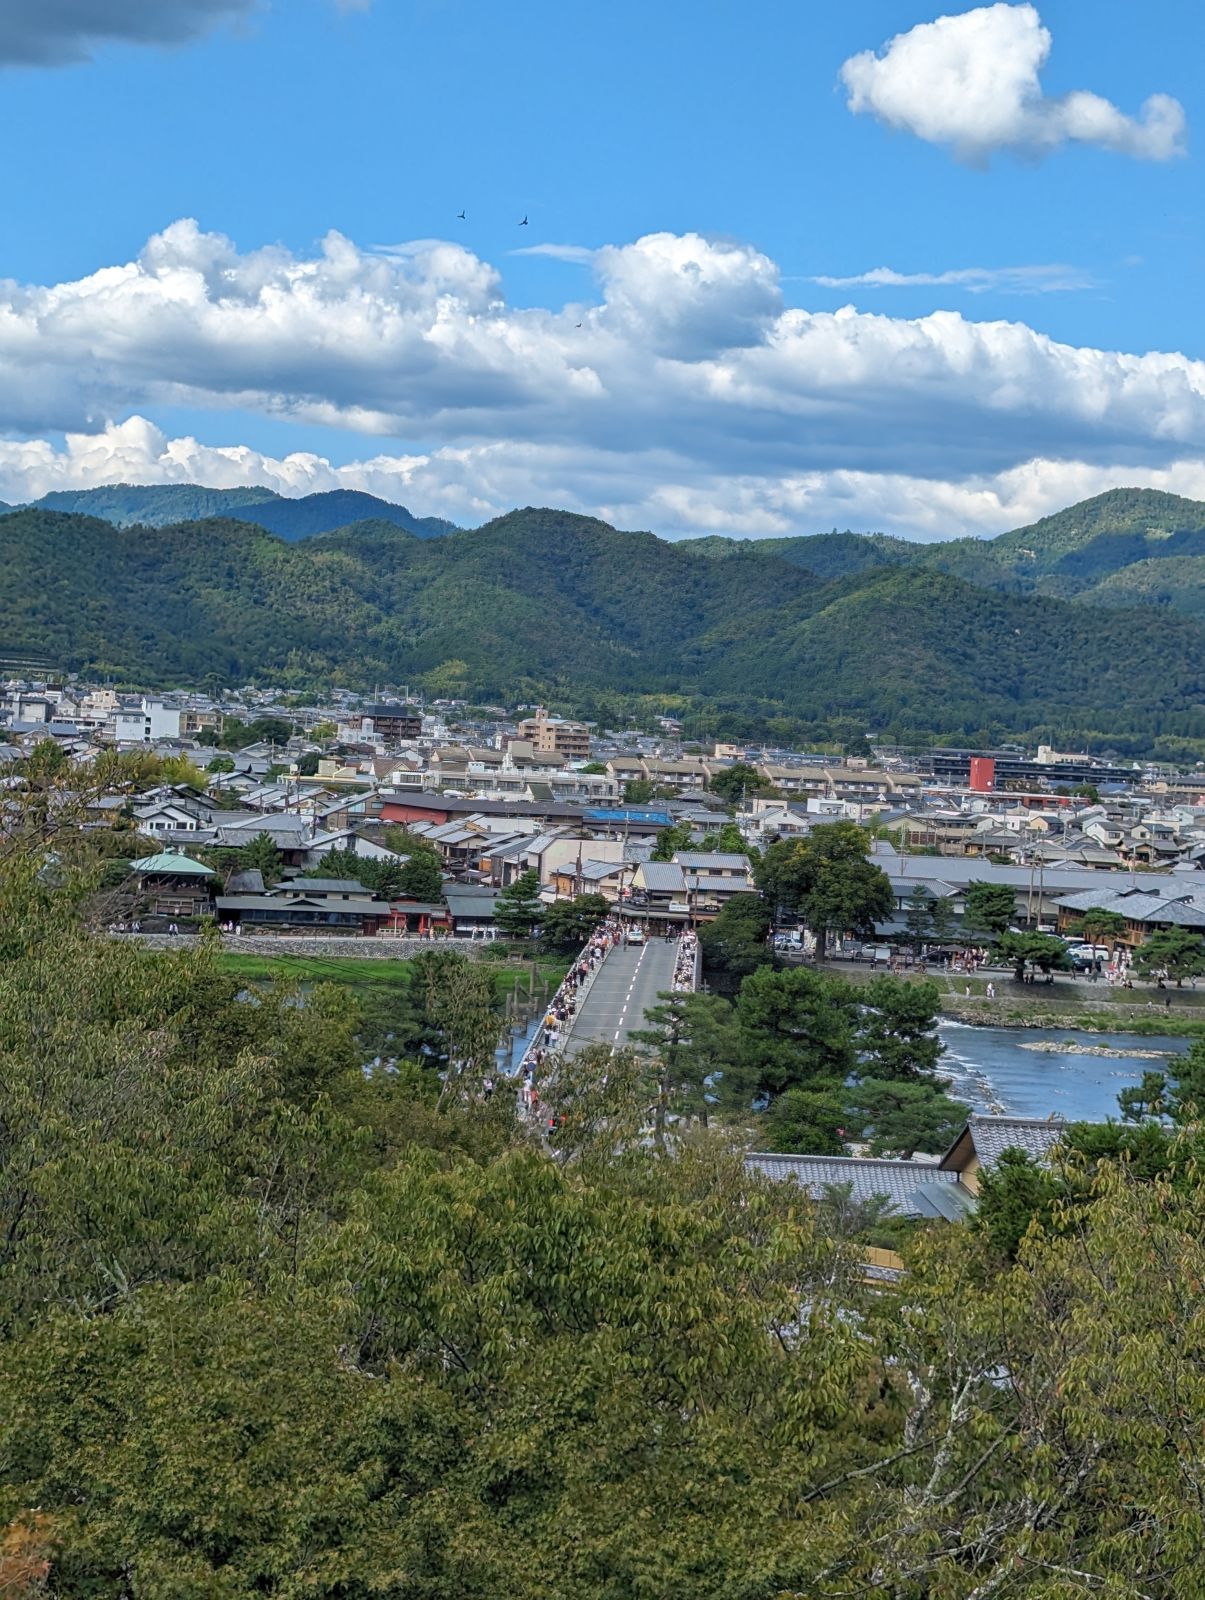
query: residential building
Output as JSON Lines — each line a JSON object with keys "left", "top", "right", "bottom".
{"left": 517, "top": 708, "right": 592, "bottom": 761}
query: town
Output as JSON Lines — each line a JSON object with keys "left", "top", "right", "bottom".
{"left": 12, "top": 678, "right": 1205, "bottom": 951}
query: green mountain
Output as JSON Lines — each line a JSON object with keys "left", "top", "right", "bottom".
{"left": 683, "top": 489, "right": 1205, "bottom": 611}
{"left": 26, "top": 483, "right": 458, "bottom": 541}
{"left": 679, "top": 530, "right": 918, "bottom": 581}
{"left": 3, "top": 502, "right": 1204, "bottom": 748}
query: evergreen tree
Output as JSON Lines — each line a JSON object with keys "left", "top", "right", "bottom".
{"left": 493, "top": 869, "right": 544, "bottom": 938}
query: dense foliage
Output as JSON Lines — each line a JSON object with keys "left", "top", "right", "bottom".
{"left": 3, "top": 851, "right": 1204, "bottom": 1595}
{"left": 8, "top": 493, "right": 1205, "bottom": 744}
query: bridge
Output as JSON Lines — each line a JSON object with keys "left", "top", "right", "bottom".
{"left": 563, "top": 935, "right": 682, "bottom": 1054}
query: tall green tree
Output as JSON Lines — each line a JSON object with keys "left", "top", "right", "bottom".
{"left": 844, "top": 1076, "right": 967, "bottom": 1159}
{"left": 492, "top": 869, "right": 544, "bottom": 938}
{"left": 756, "top": 822, "right": 892, "bottom": 956}
{"left": 397, "top": 849, "right": 444, "bottom": 902}
{"left": 961, "top": 879, "right": 1017, "bottom": 940}
{"left": 904, "top": 885, "right": 932, "bottom": 946}
{"left": 995, "top": 930, "right": 1072, "bottom": 983}
{"left": 927, "top": 893, "right": 956, "bottom": 944}
{"left": 856, "top": 976, "right": 945, "bottom": 1080}
{"left": 697, "top": 891, "right": 772, "bottom": 981}
{"left": 726, "top": 963, "right": 856, "bottom": 1107}
{"left": 539, "top": 893, "right": 610, "bottom": 951}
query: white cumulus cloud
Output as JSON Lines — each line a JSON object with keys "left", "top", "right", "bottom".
{"left": 840, "top": 3, "right": 1186, "bottom": 163}
{"left": 2, "top": 220, "right": 1205, "bottom": 539}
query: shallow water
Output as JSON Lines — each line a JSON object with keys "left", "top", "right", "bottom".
{"left": 938, "top": 1021, "right": 1189, "bottom": 1122}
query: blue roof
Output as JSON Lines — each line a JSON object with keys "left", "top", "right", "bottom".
{"left": 584, "top": 807, "right": 673, "bottom": 826}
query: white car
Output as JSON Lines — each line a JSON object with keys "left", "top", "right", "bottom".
{"left": 626, "top": 928, "right": 645, "bottom": 945}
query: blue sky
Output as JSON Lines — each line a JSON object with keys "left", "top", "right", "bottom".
{"left": 0, "top": 0, "right": 1201, "bottom": 537}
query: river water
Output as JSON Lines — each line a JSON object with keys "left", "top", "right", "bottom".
{"left": 938, "top": 1021, "right": 1189, "bottom": 1122}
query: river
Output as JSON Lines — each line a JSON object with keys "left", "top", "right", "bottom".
{"left": 938, "top": 1021, "right": 1189, "bottom": 1122}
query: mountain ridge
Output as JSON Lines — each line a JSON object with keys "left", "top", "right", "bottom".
{"left": 2, "top": 497, "right": 1203, "bottom": 752}
{"left": 22, "top": 483, "right": 458, "bottom": 542}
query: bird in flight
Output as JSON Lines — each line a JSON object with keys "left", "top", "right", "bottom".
{"left": 518, "top": 214, "right": 528, "bottom": 226}
{"left": 456, "top": 209, "right": 466, "bottom": 220}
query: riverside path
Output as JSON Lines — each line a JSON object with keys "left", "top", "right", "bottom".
{"left": 563, "top": 935, "right": 680, "bottom": 1054}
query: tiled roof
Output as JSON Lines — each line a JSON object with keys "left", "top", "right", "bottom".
{"left": 674, "top": 852, "right": 751, "bottom": 870}
{"left": 638, "top": 862, "right": 687, "bottom": 893}
{"left": 951, "top": 1114, "right": 1068, "bottom": 1169}
{"left": 745, "top": 1152, "right": 969, "bottom": 1217}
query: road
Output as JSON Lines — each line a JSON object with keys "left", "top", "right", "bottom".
{"left": 565, "top": 936, "right": 680, "bottom": 1054}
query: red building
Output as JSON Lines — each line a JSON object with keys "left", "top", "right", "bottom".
{"left": 969, "top": 756, "right": 996, "bottom": 793}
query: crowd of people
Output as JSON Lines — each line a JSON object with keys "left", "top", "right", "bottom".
{"left": 672, "top": 930, "right": 698, "bottom": 992}
{"left": 517, "top": 916, "right": 630, "bottom": 1117}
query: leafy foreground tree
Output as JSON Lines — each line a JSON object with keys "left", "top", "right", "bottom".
{"left": 4, "top": 851, "right": 1205, "bottom": 1596}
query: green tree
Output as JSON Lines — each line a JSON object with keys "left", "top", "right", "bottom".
{"left": 756, "top": 823, "right": 892, "bottom": 956}
{"left": 539, "top": 893, "right": 610, "bottom": 951}
{"left": 629, "top": 989, "right": 735, "bottom": 1138}
{"left": 397, "top": 849, "right": 444, "bottom": 903}
{"left": 904, "top": 884, "right": 932, "bottom": 946}
{"left": 206, "top": 754, "right": 235, "bottom": 774}
{"left": 296, "top": 750, "right": 322, "bottom": 776}
{"left": 763, "top": 1083, "right": 849, "bottom": 1155}
{"left": 927, "top": 894, "right": 956, "bottom": 943}
{"left": 856, "top": 977, "right": 945, "bottom": 1080}
{"left": 697, "top": 891, "right": 772, "bottom": 980}
{"left": 237, "top": 831, "right": 284, "bottom": 887}
{"left": 705, "top": 820, "right": 748, "bottom": 854}
{"left": 650, "top": 822, "right": 695, "bottom": 862}
{"left": 961, "top": 879, "right": 1017, "bottom": 940}
{"left": 492, "top": 869, "right": 544, "bottom": 938}
{"left": 974, "top": 1146, "right": 1063, "bottom": 1259}
{"left": 844, "top": 1076, "right": 967, "bottom": 1159}
{"left": 995, "top": 930, "right": 1072, "bottom": 983}
{"left": 1135, "top": 925, "right": 1205, "bottom": 986}
{"left": 708, "top": 761, "right": 771, "bottom": 805}
{"left": 1072, "top": 907, "right": 1128, "bottom": 949}
{"left": 579, "top": 760, "right": 607, "bottom": 775}
{"left": 726, "top": 963, "right": 856, "bottom": 1107}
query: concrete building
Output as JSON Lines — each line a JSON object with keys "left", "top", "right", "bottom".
{"left": 517, "top": 708, "right": 592, "bottom": 761}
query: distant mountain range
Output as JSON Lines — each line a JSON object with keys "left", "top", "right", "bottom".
{"left": 683, "top": 488, "right": 1205, "bottom": 618}
{"left": 2, "top": 488, "right": 1204, "bottom": 753}
{"left": 22, "top": 484, "right": 458, "bottom": 541}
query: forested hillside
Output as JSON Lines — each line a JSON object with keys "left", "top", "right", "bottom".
{"left": 3, "top": 501, "right": 1205, "bottom": 747}
{"left": 26, "top": 483, "right": 457, "bottom": 540}
{"left": 687, "top": 488, "right": 1205, "bottom": 611}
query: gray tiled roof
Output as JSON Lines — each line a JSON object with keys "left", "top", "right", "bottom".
{"left": 639, "top": 862, "right": 687, "bottom": 892}
{"left": 1054, "top": 888, "right": 1205, "bottom": 927}
{"left": 674, "top": 851, "right": 751, "bottom": 870}
{"left": 745, "top": 1152, "right": 966, "bottom": 1216}
{"left": 955, "top": 1114, "right": 1068, "bottom": 1168}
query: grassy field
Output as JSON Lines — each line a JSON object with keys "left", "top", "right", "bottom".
{"left": 215, "top": 948, "right": 572, "bottom": 1004}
